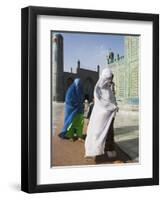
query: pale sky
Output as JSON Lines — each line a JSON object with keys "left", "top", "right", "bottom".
{"left": 52, "top": 31, "right": 124, "bottom": 73}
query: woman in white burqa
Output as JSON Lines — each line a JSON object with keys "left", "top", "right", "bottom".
{"left": 85, "top": 68, "right": 118, "bottom": 158}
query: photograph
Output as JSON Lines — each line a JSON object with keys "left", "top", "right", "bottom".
{"left": 51, "top": 31, "right": 140, "bottom": 167}
{"left": 21, "top": 6, "right": 159, "bottom": 193}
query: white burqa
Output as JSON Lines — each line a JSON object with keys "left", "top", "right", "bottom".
{"left": 85, "top": 68, "right": 117, "bottom": 157}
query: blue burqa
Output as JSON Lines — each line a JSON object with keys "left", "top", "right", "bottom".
{"left": 60, "top": 78, "right": 84, "bottom": 138}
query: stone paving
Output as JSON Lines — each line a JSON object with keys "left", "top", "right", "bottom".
{"left": 51, "top": 102, "right": 139, "bottom": 166}
{"left": 114, "top": 110, "right": 139, "bottom": 161}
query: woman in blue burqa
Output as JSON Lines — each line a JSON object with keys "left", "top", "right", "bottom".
{"left": 58, "top": 78, "right": 84, "bottom": 140}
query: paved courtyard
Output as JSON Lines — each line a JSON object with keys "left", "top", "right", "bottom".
{"left": 51, "top": 102, "right": 139, "bottom": 166}
{"left": 114, "top": 109, "right": 139, "bottom": 161}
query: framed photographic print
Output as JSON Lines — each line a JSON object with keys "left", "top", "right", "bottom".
{"left": 21, "top": 6, "right": 159, "bottom": 193}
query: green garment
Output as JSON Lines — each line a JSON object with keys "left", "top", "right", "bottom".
{"left": 66, "top": 113, "right": 84, "bottom": 138}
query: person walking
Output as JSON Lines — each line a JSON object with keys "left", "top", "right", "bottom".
{"left": 59, "top": 78, "right": 84, "bottom": 140}
{"left": 85, "top": 68, "right": 118, "bottom": 157}
{"left": 105, "top": 74, "right": 118, "bottom": 158}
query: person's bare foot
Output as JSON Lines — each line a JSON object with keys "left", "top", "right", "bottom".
{"left": 84, "top": 155, "right": 96, "bottom": 161}
{"left": 78, "top": 138, "right": 85, "bottom": 142}
{"left": 112, "top": 160, "right": 124, "bottom": 164}
{"left": 69, "top": 138, "right": 75, "bottom": 142}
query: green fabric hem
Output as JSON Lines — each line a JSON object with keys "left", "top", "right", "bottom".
{"left": 66, "top": 113, "right": 84, "bottom": 138}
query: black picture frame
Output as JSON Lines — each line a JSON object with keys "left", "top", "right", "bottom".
{"left": 21, "top": 6, "right": 159, "bottom": 193}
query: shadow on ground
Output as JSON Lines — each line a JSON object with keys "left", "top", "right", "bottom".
{"left": 115, "top": 125, "right": 138, "bottom": 135}
{"left": 52, "top": 103, "right": 139, "bottom": 167}
{"left": 52, "top": 134, "right": 134, "bottom": 167}
{"left": 117, "top": 138, "right": 139, "bottom": 161}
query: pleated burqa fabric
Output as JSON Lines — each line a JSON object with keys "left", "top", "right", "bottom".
{"left": 60, "top": 78, "right": 84, "bottom": 138}
{"left": 85, "top": 68, "right": 117, "bottom": 157}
